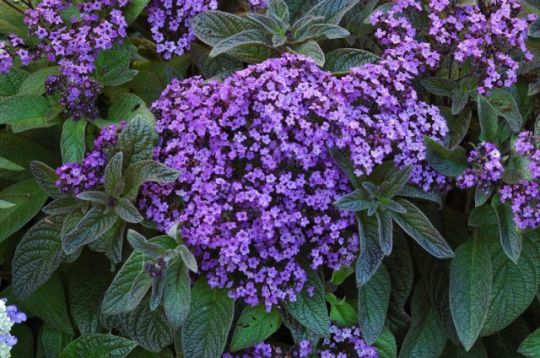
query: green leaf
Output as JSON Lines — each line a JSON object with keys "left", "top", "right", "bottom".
{"left": 268, "top": 0, "right": 290, "bottom": 22}
{"left": 0, "top": 156, "right": 24, "bottom": 171}
{"left": 451, "top": 92, "right": 469, "bottom": 115}
{"left": 358, "top": 265, "right": 391, "bottom": 344}
{"left": 231, "top": 305, "right": 281, "bottom": 352}
{"left": 492, "top": 198, "right": 522, "bottom": 264}
{"left": 298, "top": 23, "right": 350, "bottom": 41}
{"left": 305, "top": 0, "right": 359, "bottom": 24}
{"left": 399, "top": 281, "right": 447, "bottom": 358}
{"left": 12, "top": 274, "right": 73, "bottom": 335}
{"left": 323, "top": 48, "right": 378, "bottom": 74}
{"left": 518, "top": 327, "right": 540, "bottom": 358}
{"left": 12, "top": 215, "right": 64, "bottom": 299}
{"left": 123, "top": 0, "right": 150, "bottom": 24}
{"left": 330, "top": 266, "right": 354, "bottom": 285}
{"left": 123, "top": 160, "right": 179, "bottom": 200}
{"left": 421, "top": 78, "right": 456, "bottom": 97}
{"left": 191, "top": 43, "right": 243, "bottom": 80}
{"left": 398, "top": 185, "right": 443, "bottom": 208}
{"left": 177, "top": 245, "right": 198, "bottom": 273}
{"left": 378, "top": 165, "right": 412, "bottom": 199}
{"left": 117, "top": 117, "right": 156, "bottom": 165}
{"left": 502, "top": 156, "right": 530, "bottom": 184}
{"left": 424, "top": 137, "right": 467, "bottom": 177}
{"left": 101, "top": 250, "right": 151, "bottom": 315}
{"left": 60, "top": 334, "right": 137, "bottom": 358}
{"left": 62, "top": 207, "right": 118, "bottom": 255}
{"left": 477, "top": 95, "right": 499, "bottom": 143}
{"left": 95, "top": 44, "right": 138, "bottom": 87}
{"left": 163, "top": 260, "right": 191, "bottom": 330}
{"left": 335, "top": 188, "right": 371, "bottom": 212}
{"left": 89, "top": 219, "right": 126, "bottom": 269}
{"left": 449, "top": 237, "right": 492, "bottom": 350}
{"left": 127, "top": 229, "right": 165, "bottom": 258}
{"left": 18, "top": 66, "right": 60, "bottom": 95}
{"left": 0, "top": 179, "right": 48, "bottom": 242}
{"left": 375, "top": 327, "right": 398, "bottom": 358}
{"left": 480, "top": 232, "right": 540, "bottom": 336}
{"left": 0, "top": 199, "right": 14, "bottom": 209}
{"left": 103, "top": 152, "right": 124, "bottom": 196}
{"left": 376, "top": 210, "right": 393, "bottom": 255}
{"left": 284, "top": 268, "right": 330, "bottom": 337}
{"left": 118, "top": 298, "right": 173, "bottom": 353}
{"left": 61, "top": 120, "right": 87, "bottom": 163}
{"left": 76, "top": 191, "right": 107, "bottom": 205}
{"left": 68, "top": 256, "right": 112, "bottom": 334}
{"left": 209, "top": 30, "right": 268, "bottom": 58}
{"left": 391, "top": 198, "right": 454, "bottom": 259}
{"left": 327, "top": 293, "right": 357, "bottom": 326}
{"left": 0, "top": 68, "right": 28, "bottom": 96}
{"left": 115, "top": 198, "right": 144, "bottom": 224}
{"left": 182, "top": 278, "right": 234, "bottom": 358}
{"left": 0, "top": 95, "right": 50, "bottom": 124}
{"left": 42, "top": 197, "right": 81, "bottom": 216}
{"left": 292, "top": 41, "right": 325, "bottom": 67}
{"left": 356, "top": 213, "right": 385, "bottom": 286}
{"left": 107, "top": 93, "right": 154, "bottom": 124}
{"left": 192, "top": 11, "right": 256, "bottom": 47}
{"left": 443, "top": 107, "right": 471, "bottom": 149}
{"left": 30, "top": 161, "right": 64, "bottom": 199}
{"left": 488, "top": 89, "right": 522, "bottom": 133}
{"left": 36, "top": 325, "right": 72, "bottom": 358}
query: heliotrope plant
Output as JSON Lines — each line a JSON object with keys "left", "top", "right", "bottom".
{"left": 0, "top": 0, "right": 539, "bottom": 357}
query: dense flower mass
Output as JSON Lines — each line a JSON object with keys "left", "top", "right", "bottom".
{"left": 339, "top": 0, "right": 448, "bottom": 190}
{"left": 139, "top": 54, "right": 362, "bottom": 309}
{"left": 500, "top": 132, "right": 540, "bottom": 229}
{"left": 457, "top": 142, "right": 503, "bottom": 191}
{"left": 1, "top": 0, "right": 130, "bottom": 118}
{"left": 56, "top": 122, "right": 126, "bottom": 194}
{"left": 147, "top": 0, "right": 218, "bottom": 59}
{"left": 0, "top": 299, "right": 26, "bottom": 358}
{"left": 428, "top": 0, "right": 535, "bottom": 93}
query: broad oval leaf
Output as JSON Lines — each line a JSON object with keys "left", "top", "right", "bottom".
{"left": 192, "top": 11, "right": 256, "bottom": 46}
{"left": 182, "top": 278, "right": 235, "bottom": 358}
{"left": 230, "top": 305, "right": 281, "bottom": 352}
{"left": 424, "top": 137, "right": 467, "bottom": 177}
{"left": 163, "top": 260, "right": 191, "bottom": 330}
{"left": 518, "top": 327, "right": 540, "bottom": 358}
{"left": 59, "top": 334, "right": 137, "bottom": 358}
{"left": 0, "top": 94, "right": 50, "bottom": 124}
{"left": 358, "top": 265, "right": 391, "bottom": 344}
{"left": 12, "top": 215, "right": 64, "bottom": 299}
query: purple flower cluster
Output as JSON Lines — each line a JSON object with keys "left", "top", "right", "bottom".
{"left": 19, "top": 0, "right": 130, "bottom": 118}
{"left": 0, "top": 35, "right": 32, "bottom": 74}
{"left": 247, "top": 0, "right": 267, "bottom": 8}
{"left": 147, "top": 0, "right": 218, "bottom": 59}
{"left": 139, "top": 54, "right": 361, "bottom": 309}
{"left": 456, "top": 142, "right": 503, "bottom": 191}
{"left": 56, "top": 122, "right": 126, "bottom": 194}
{"left": 428, "top": 0, "right": 535, "bottom": 93}
{"left": 340, "top": 0, "right": 448, "bottom": 190}
{"left": 500, "top": 132, "right": 540, "bottom": 229}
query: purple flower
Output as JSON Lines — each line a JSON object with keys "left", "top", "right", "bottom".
{"left": 456, "top": 142, "right": 503, "bottom": 191}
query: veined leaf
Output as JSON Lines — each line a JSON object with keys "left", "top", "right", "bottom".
{"left": 231, "top": 305, "right": 281, "bottom": 352}
{"left": 358, "top": 265, "right": 391, "bottom": 344}
{"left": 477, "top": 95, "right": 499, "bottom": 143}
{"left": 305, "top": 0, "right": 359, "bottom": 24}
{"left": 356, "top": 213, "right": 385, "bottom": 286}
{"left": 209, "top": 30, "right": 269, "bottom": 58}
{"left": 492, "top": 197, "right": 522, "bottom": 264}
{"left": 518, "top": 328, "right": 540, "bottom": 357}
{"left": 163, "top": 260, "right": 191, "bottom": 330}
{"left": 292, "top": 41, "right": 325, "bottom": 67}
{"left": 61, "top": 120, "right": 86, "bottom": 163}
{"left": 192, "top": 11, "right": 256, "bottom": 46}
{"left": 424, "top": 137, "right": 467, "bottom": 177}
{"left": 0, "top": 95, "right": 50, "bottom": 124}
{"left": 30, "top": 161, "right": 65, "bottom": 199}
{"left": 123, "top": 160, "right": 179, "bottom": 200}
{"left": 324, "top": 48, "right": 378, "bottom": 74}
{"left": 59, "top": 334, "right": 137, "bottom": 358}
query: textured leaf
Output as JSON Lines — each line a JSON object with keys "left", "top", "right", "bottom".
{"left": 30, "top": 161, "right": 65, "bottom": 199}
{"left": 488, "top": 89, "right": 522, "bottom": 133}
{"left": 123, "top": 160, "right": 179, "bottom": 200}
{"left": 0, "top": 179, "right": 48, "bottom": 243}
{"left": 306, "top": 0, "right": 359, "bottom": 24}
{"left": 268, "top": 0, "right": 290, "bottom": 22}
{"left": 327, "top": 293, "right": 357, "bottom": 326}
{"left": 123, "top": 0, "right": 150, "bottom": 24}
{"left": 163, "top": 260, "right": 191, "bottom": 329}
{"left": 178, "top": 245, "right": 198, "bottom": 273}
{"left": 492, "top": 198, "right": 522, "bottom": 264}
{"left": 12, "top": 215, "right": 64, "bottom": 299}
{"left": 209, "top": 30, "right": 268, "bottom": 58}
{"left": 285, "top": 268, "right": 330, "bottom": 337}
{"left": 391, "top": 199, "right": 454, "bottom": 259}
{"left": 378, "top": 165, "right": 412, "bottom": 199}
{"left": 192, "top": 11, "right": 256, "bottom": 46}
{"left": 376, "top": 210, "right": 393, "bottom": 255}
{"left": 398, "top": 185, "right": 443, "bottom": 208}
{"left": 0, "top": 95, "right": 50, "bottom": 124}
{"left": 375, "top": 327, "right": 398, "bottom": 358}
{"left": 443, "top": 107, "right": 472, "bottom": 149}
{"left": 424, "top": 137, "right": 467, "bottom": 177}
{"left": 115, "top": 198, "right": 144, "bottom": 224}
{"left": 299, "top": 23, "right": 350, "bottom": 41}
{"left": 0, "top": 156, "right": 24, "bottom": 171}
{"left": 421, "top": 78, "right": 456, "bottom": 97}
{"left": 480, "top": 232, "right": 540, "bottom": 335}
{"left": 18, "top": 66, "right": 59, "bottom": 96}
{"left": 127, "top": 229, "right": 165, "bottom": 258}
{"left": 358, "top": 265, "right": 391, "bottom": 344}
{"left": 107, "top": 93, "right": 154, "bottom": 123}
{"left": 518, "top": 327, "right": 540, "bottom": 358}
{"left": 63, "top": 207, "right": 118, "bottom": 254}
{"left": 37, "top": 325, "right": 72, "bottom": 358}
{"left": 323, "top": 48, "right": 378, "bottom": 74}
{"left": 0, "top": 68, "right": 28, "bottom": 96}
{"left": 335, "top": 188, "right": 371, "bottom": 211}
{"left": 117, "top": 117, "right": 156, "bottom": 165}
{"left": 399, "top": 282, "right": 447, "bottom": 358}
{"left": 449, "top": 238, "right": 492, "bottom": 350}
{"left": 61, "top": 120, "right": 87, "bottom": 163}
{"left": 231, "top": 305, "right": 281, "bottom": 351}
{"left": 356, "top": 213, "right": 385, "bottom": 286}
{"left": 477, "top": 95, "right": 499, "bottom": 143}
{"left": 191, "top": 43, "right": 243, "bottom": 80}
{"left": 293, "top": 41, "right": 325, "bottom": 67}
{"left": 182, "top": 279, "right": 235, "bottom": 358}
{"left": 60, "top": 334, "right": 137, "bottom": 358}
{"left": 104, "top": 152, "right": 124, "bottom": 195}
{"left": 89, "top": 219, "right": 126, "bottom": 269}
{"left": 118, "top": 298, "right": 173, "bottom": 353}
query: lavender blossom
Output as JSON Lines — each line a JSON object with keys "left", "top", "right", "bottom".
{"left": 0, "top": 299, "right": 26, "bottom": 358}
{"left": 456, "top": 142, "right": 503, "bottom": 191}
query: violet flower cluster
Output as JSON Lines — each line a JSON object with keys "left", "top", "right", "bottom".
{"left": 428, "top": 0, "right": 535, "bottom": 93}
{"left": 0, "top": 299, "right": 26, "bottom": 358}
{"left": 456, "top": 142, "right": 503, "bottom": 191}
{"left": 56, "top": 122, "right": 126, "bottom": 194}
{"left": 138, "top": 54, "right": 362, "bottom": 309}
{"left": 340, "top": 0, "right": 448, "bottom": 190}
{"left": 147, "top": 0, "right": 218, "bottom": 59}
{"left": 0, "top": 0, "right": 130, "bottom": 119}
{"left": 500, "top": 132, "right": 540, "bottom": 230}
